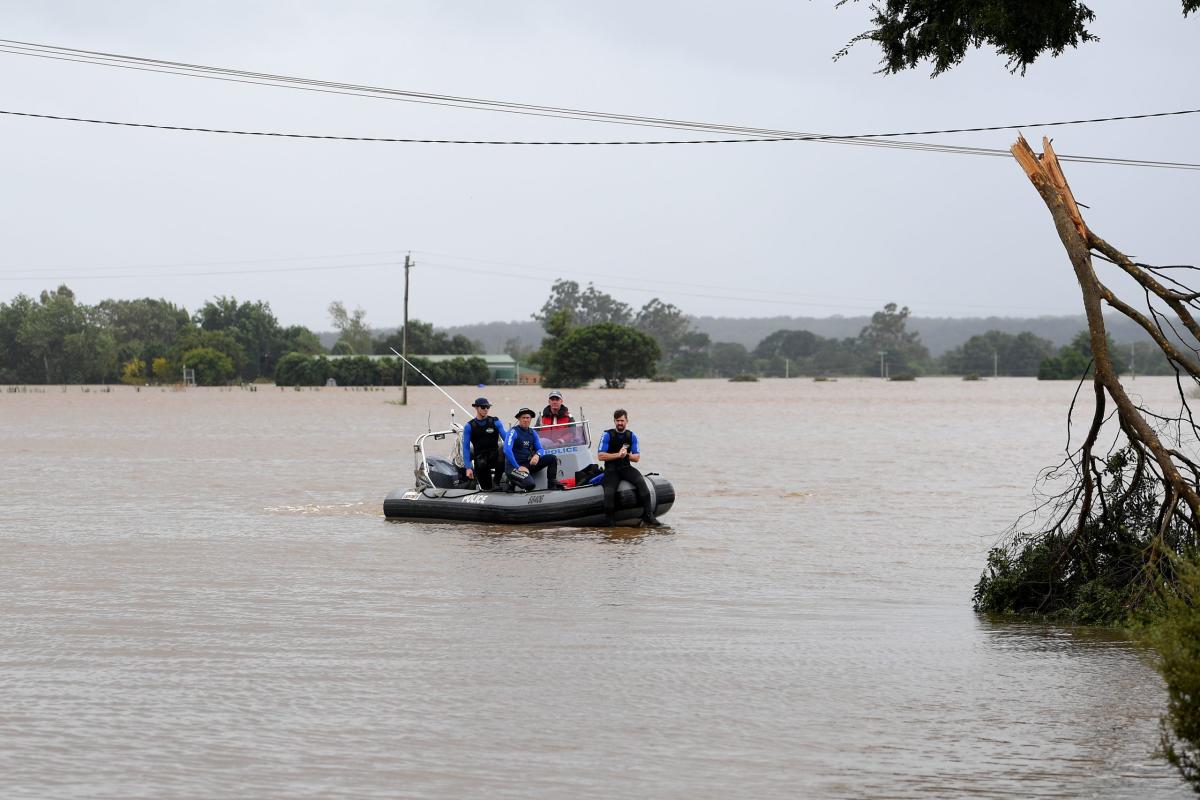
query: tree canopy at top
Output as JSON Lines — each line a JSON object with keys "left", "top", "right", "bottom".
{"left": 838, "top": 0, "right": 1199, "bottom": 76}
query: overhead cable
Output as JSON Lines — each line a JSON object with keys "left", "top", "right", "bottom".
{"left": 1, "top": 39, "right": 1199, "bottom": 169}
{"left": 2, "top": 109, "right": 1198, "bottom": 171}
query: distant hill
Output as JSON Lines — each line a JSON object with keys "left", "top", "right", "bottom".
{"left": 686, "top": 314, "right": 1156, "bottom": 356}
{"left": 321, "top": 314, "right": 1156, "bottom": 357}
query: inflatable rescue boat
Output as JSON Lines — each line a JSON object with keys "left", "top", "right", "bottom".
{"left": 383, "top": 418, "right": 674, "bottom": 526}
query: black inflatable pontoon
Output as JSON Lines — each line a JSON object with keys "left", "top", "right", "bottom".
{"left": 383, "top": 421, "right": 674, "bottom": 526}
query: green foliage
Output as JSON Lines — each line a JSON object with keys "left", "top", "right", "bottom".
{"left": 196, "top": 296, "right": 303, "bottom": 381}
{"left": 120, "top": 358, "right": 146, "bottom": 385}
{"left": 973, "top": 448, "right": 1182, "bottom": 625}
{"left": 533, "top": 280, "right": 633, "bottom": 327}
{"left": 328, "top": 301, "right": 372, "bottom": 355}
{"left": 755, "top": 329, "right": 824, "bottom": 362}
{"left": 1145, "top": 558, "right": 1200, "bottom": 791}
{"left": 331, "top": 356, "right": 381, "bottom": 386}
{"left": 0, "top": 286, "right": 321, "bottom": 384}
{"left": 173, "top": 328, "right": 246, "bottom": 378}
{"left": 634, "top": 298, "right": 695, "bottom": 364}
{"left": 710, "top": 341, "right": 754, "bottom": 378}
{"left": 275, "top": 353, "right": 333, "bottom": 386}
{"left": 180, "top": 347, "right": 235, "bottom": 386}
{"left": 273, "top": 354, "right": 488, "bottom": 387}
{"left": 1037, "top": 330, "right": 1129, "bottom": 380}
{"left": 414, "top": 356, "right": 489, "bottom": 386}
{"left": 837, "top": 0, "right": 1101, "bottom": 76}
{"left": 371, "top": 319, "right": 480, "bottom": 355}
{"left": 544, "top": 322, "right": 660, "bottom": 389}
{"left": 941, "top": 330, "right": 1056, "bottom": 376}
{"left": 665, "top": 331, "right": 713, "bottom": 378}
{"left": 1, "top": 286, "right": 118, "bottom": 383}
{"left": 96, "top": 297, "right": 194, "bottom": 368}
{"left": 858, "top": 303, "right": 930, "bottom": 376}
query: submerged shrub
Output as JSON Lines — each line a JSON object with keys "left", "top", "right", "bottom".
{"left": 1145, "top": 558, "right": 1200, "bottom": 791}
{"left": 974, "top": 447, "right": 1186, "bottom": 625}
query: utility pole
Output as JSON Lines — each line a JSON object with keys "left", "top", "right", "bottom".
{"left": 879, "top": 351, "right": 887, "bottom": 379}
{"left": 785, "top": 357, "right": 789, "bottom": 379}
{"left": 402, "top": 252, "right": 412, "bottom": 405}
{"left": 1130, "top": 342, "right": 1136, "bottom": 381}
{"left": 993, "top": 350, "right": 998, "bottom": 379}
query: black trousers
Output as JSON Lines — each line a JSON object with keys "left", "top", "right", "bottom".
{"left": 471, "top": 451, "right": 505, "bottom": 490}
{"left": 601, "top": 463, "right": 652, "bottom": 519}
{"left": 508, "top": 454, "right": 559, "bottom": 491}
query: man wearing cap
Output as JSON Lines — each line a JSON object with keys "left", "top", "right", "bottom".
{"left": 540, "top": 391, "right": 574, "bottom": 428}
{"left": 462, "top": 397, "right": 507, "bottom": 490}
{"left": 597, "top": 408, "right": 661, "bottom": 527}
{"left": 504, "top": 407, "right": 561, "bottom": 491}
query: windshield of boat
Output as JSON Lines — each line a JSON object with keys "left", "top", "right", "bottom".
{"left": 533, "top": 419, "right": 589, "bottom": 448}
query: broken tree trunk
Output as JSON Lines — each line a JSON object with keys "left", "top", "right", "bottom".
{"left": 1011, "top": 134, "right": 1200, "bottom": 536}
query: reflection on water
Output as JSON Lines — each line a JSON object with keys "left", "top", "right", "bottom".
{"left": 0, "top": 379, "right": 1190, "bottom": 798}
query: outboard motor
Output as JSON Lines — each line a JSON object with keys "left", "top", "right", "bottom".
{"left": 418, "top": 456, "right": 462, "bottom": 489}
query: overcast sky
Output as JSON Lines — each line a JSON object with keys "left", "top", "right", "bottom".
{"left": 1, "top": 1, "right": 1197, "bottom": 331}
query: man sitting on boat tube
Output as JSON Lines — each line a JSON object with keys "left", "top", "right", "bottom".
{"left": 462, "top": 397, "right": 507, "bottom": 490}
{"left": 504, "top": 408, "right": 564, "bottom": 491}
{"left": 597, "top": 409, "right": 661, "bottom": 527}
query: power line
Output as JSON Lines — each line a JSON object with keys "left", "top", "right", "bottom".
{"left": 2, "top": 39, "right": 1199, "bottom": 168}
{"left": 0, "top": 259, "right": 401, "bottom": 281}
{"left": 2, "top": 108, "right": 1199, "bottom": 171}
{"left": 0, "top": 248, "right": 405, "bottom": 276}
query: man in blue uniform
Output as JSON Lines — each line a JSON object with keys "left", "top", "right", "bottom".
{"left": 597, "top": 409, "right": 661, "bottom": 527}
{"left": 504, "top": 407, "right": 561, "bottom": 491}
{"left": 462, "top": 397, "right": 506, "bottom": 490}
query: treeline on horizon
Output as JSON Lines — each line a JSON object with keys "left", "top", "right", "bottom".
{"left": 0, "top": 283, "right": 1177, "bottom": 386}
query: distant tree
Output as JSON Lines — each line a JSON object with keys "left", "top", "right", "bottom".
{"left": 754, "top": 329, "right": 824, "bottom": 361}
{"left": 328, "top": 301, "right": 373, "bottom": 355}
{"left": 279, "top": 325, "right": 325, "bottom": 357}
{"left": 529, "top": 308, "right": 574, "bottom": 372}
{"left": 5, "top": 286, "right": 117, "bottom": 383}
{"left": 858, "top": 303, "right": 930, "bottom": 376}
{"left": 96, "top": 297, "right": 194, "bottom": 370}
{"left": 120, "top": 358, "right": 146, "bottom": 385}
{"left": 940, "top": 329, "right": 1056, "bottom": 376}
{"left": 1039, "top": 330, "right": 1128, "bottom": 379}
{"left": 372, "top": 319, "right": 479, "bottom": 355}
{"left": 503, "top": 336, "right": 534, "bottom": 363}
{"left": 635, "top": 298, "right": 694, "bottom": 363}
{"left": 533, "top": 279, "right": 633, "bottom": 326}
{"left": 710, "top": 341, "right": 755, "bottom": 378}
{"left": 331, "top": 355, "right": 381, "bottom": 387}
{"left": 835, "top": 0, "right": 1199, "bottom": 76}
{"left": 196, "top": 296, "right": 290, "bottom": 380}
{"left": 172, "top": 328, "right": 245, "bottom": 378}
{"left": 667, "top": 331, "right": 713, "bottom": 378}
{"left": 179, "top": 346, "right": 235, "bottom": 386}
{"left": 275, "top": 353, "right": 333, "bottom": 386}
{"left": 544, "top": 323, "right": 659, "bottom": 389}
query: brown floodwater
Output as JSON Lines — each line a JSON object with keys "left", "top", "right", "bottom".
{"left": 0, "top": 377, "right": 1191, "bottom": 798}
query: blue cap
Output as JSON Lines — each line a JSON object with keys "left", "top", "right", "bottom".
{"left": 472, "top": 397, "right": 491, "bottom": 407}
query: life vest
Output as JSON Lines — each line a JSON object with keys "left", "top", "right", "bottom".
{"left": 540, "top": 404, "right": 572, "bottom": 427}
{"left": 467, "top": 416, "right": 501, "bottom": 457}
{"left": 603, "top": 428, "right": 633, "bottom": 469}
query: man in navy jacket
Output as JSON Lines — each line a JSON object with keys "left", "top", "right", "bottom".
{"left": 504, "top": 407, "right": 561, "bottom": 491}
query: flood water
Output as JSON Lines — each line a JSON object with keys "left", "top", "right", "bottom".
{"left": 0, "top": 377, "right": 1191, "bottom": 798}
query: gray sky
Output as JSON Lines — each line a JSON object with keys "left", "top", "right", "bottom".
{"left": 1, "top": 1, "right": 1197, "bottom": 331}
